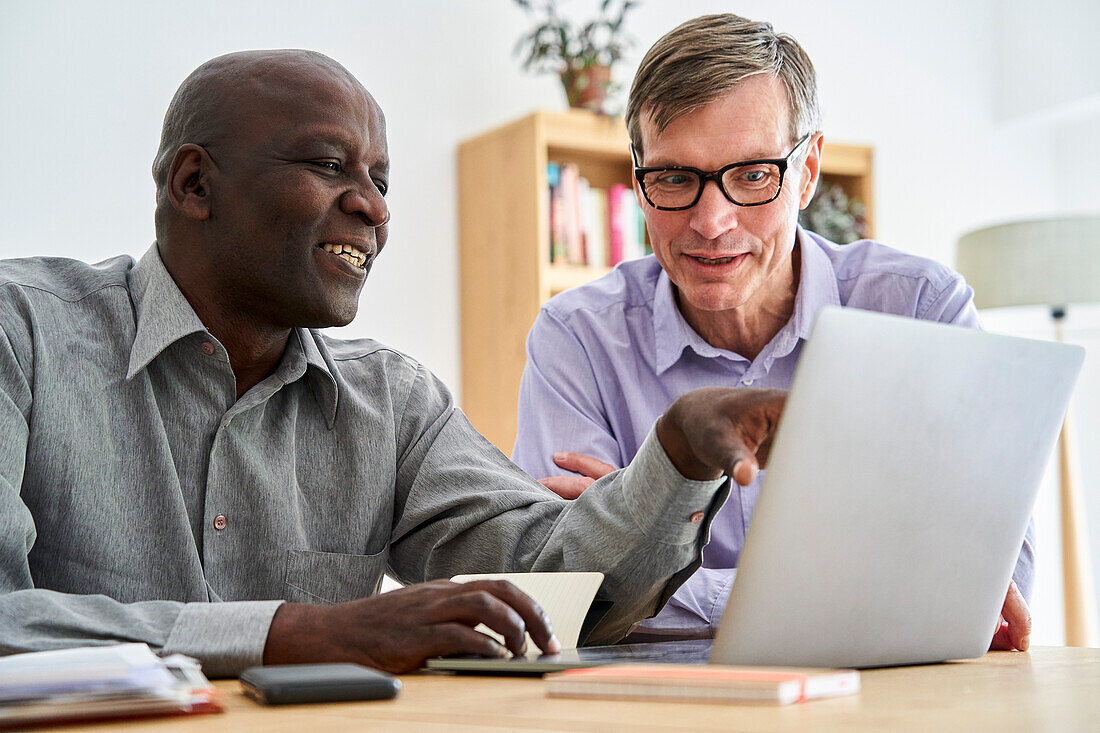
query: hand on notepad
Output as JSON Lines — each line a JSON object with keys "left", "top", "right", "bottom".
{"left": 989, "top": 580, "right": 1031, "bottom": 652}
{"left": 262, "top": 579, "right": 560, "bottom": 674}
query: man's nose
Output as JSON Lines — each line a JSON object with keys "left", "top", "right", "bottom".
{"left": 340, "top": 182, "right": 389, "bottom": 228}
{"left": 688, "top": 179, "right": 739, "bottom": 240}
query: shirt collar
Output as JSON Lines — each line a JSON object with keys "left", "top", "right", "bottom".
{"left": 126, "top": 243, "right": 208, "bottom": 380}
{"left": 786, "top": 226, "right": 842, "bottom": 343}
{"left": 652, "top": 226, "right": 841, "bottom": 374}
{"left": 295, "top": 329, "right": 340, "bottom": 429}
{"left": 653, "top": 268, "right": 732, "bottom": 373}
{"left": 126, "top": 243, "right": 340, "bottom": 428}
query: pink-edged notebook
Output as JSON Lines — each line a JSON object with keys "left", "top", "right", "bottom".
{"left": 545, "top": 663, "right": 859, "bottom": 705}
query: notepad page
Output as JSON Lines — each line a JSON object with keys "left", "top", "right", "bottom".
{"left": 450, "top": 571, "right": 604, "bottom": 652}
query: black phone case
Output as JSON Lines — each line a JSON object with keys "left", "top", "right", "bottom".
{"left": 239, "top": 663, "right": 401, "bottom": 705}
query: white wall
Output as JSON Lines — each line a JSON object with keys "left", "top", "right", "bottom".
{"left": 2, "top": 0, "right": 1098, "bottom": 645}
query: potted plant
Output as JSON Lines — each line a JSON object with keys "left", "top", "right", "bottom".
{"left": 798, "top": 180, "right": 868, "bottom": 244}
{"left": 513, "top": 0, "right": 637, "bottom": 113}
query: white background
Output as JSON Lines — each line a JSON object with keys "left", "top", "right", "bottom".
{"left": 2, "top": 0, "right": 1098, "bottom": 645}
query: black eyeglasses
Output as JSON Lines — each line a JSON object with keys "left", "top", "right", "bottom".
{"left": 631, "top": 133, "right": 812, "bottom": 211}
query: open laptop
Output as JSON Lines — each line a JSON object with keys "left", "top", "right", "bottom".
{"left": 426, "top": 306, "right": 1084, "bottom": 673}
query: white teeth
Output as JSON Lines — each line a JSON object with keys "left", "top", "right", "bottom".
{"left": 695, "top": 256, "right": 736, "bottom": 264}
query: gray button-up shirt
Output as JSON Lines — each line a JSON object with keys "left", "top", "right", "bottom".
{"left": 0, "top": 245, "right": 727, "bottom": 676}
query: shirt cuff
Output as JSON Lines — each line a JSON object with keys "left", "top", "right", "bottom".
{"left": 637, "top": 567, "right": 738, "bottom": 634}
{"left": 162, "top": 600, "right": 284, "bottom": 678}
{"left": 620, "top": 426, "right": 727, "bottom": 546}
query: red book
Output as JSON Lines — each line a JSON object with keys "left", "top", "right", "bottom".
{"left": 607, "top": 183, "right": 627, "bottom": 266}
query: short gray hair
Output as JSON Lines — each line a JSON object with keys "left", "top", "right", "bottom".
{"left": 626, "top": 14, "right": 821, "bottom": 159}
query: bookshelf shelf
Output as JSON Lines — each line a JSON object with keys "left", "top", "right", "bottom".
{"left": 549, "top": 263, "right": 612, "bottom": 296}
{"left": 458, "top": 109, "right": 873, "bottom": 452}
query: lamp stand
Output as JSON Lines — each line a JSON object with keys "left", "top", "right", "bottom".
{"left": 1053, "top": 307, "right": 1098, "bottom": 647}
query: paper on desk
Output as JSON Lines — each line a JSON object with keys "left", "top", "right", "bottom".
{"left": 450, "top": 571, "right": 604, "bottom": 652}
{"left": 0, "top": 643, "right": 174, "bottom": 701}
{"left": 0, "top": 644, "right": 220, "bottom": 726}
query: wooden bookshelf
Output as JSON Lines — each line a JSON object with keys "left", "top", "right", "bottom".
{"left": 458, "top": 109, "right": 873, "bottom": 453}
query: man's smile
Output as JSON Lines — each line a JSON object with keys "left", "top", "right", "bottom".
{"left": 319, "top": 242, "right": 370, "bottom": 269}
{"left": 682, "top": 252, "right": 750, "bottom": 268}
{"left": 692, "top": 254, "right": 741, "bottom": 265}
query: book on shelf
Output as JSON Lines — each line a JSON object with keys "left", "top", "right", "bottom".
{"left": 547, "top": 163, "right": 648, "bottom": 269}
{"left": 545, "top": 663, "right": 860, "bottom": 706}
{"left": 607, "top": 182, "right": 626, "bottom": 267}
{"left": 586, "top": 187, "right": 609, "bottom": 269}
{"left": 547, "top": 162, "right": 568, "bottom": 264}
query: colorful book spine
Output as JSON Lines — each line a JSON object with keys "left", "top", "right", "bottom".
{"left": 547, "top": 163, "right": 566, "bottom": 263}
{"left": 586, "top": 187, "right": 610, "bottom": 269}
{"left": 547, "top": 168, "right": 646, "bottom": 269}
{"left": 574, "top": 174, "right": 591, "bottom": 266}
{"left": 607, "top": 183, "right": 627, "bottom": 266}
{"left": 559, "top": 163, "right": 583, "bottom": 265}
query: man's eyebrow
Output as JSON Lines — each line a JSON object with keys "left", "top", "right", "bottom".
{"left": 643, "top": 148, "right": 784, "bottom": 168}
{"left": 281, "top": 133, "right": 351, "bottom": 153}
{"left": 279, "top": 133, "right": 389, "bottom": 172}
{"left": 738, "top": 149, "right": 781, "bottom": 161}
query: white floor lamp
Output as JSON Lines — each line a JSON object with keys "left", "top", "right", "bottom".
{"left": 958, "top": 215, "right": 1100, "bottom": 647}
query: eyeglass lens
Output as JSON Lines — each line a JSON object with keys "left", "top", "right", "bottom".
{"left": 641, "top": 163, "right": 783, "bottom": 208}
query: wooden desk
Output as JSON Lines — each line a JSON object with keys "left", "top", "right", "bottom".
{"left": 69, "top": 647, "right": 1100, "bottom": 732}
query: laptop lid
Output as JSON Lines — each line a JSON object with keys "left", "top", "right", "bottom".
{"left": 710, "top": 306, "right": 1083, "bottom": 668}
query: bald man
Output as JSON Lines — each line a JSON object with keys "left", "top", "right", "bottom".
{"left": 0, "top": 51, "right": 785, "bottom": 677}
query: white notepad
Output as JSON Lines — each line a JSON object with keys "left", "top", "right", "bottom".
{"left": 450, "top": 571, "right": 604, "bottom": 652}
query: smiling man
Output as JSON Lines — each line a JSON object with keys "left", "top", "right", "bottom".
{"left": 512, "top": 14, "right": 1034, "bottom": 652}
{"left": 0, "top": 50, "right": 790, "bottom": 676}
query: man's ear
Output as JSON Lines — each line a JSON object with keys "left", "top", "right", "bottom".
{"left": 797, "top": 133, "right": 824, "bottom": 210}
{"left": 631, "top": 174, "right": 645, "bottom": 208}
{"left": 166, "top": 144, "right": 215, "bottom": 221}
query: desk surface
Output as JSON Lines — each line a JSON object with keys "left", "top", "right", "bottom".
{"left": 67, "top": 647, "right": 1100, "bottom": 732}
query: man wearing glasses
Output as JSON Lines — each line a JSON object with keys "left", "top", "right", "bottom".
{"left": 511, "top": 13, "right": 1034, "bottom": 651}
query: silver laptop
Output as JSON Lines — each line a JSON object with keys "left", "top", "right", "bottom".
{"left": 426, "top": 306, "right": 1083, "bottom": 673}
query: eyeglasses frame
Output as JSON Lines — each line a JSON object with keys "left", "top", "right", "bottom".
{"left": 631, "top": 133, "right": 813, "bottom": 211}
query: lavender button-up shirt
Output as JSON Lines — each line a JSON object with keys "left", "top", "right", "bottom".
{"left": 513, "top": 227, "right": 1036, "bottom": 635}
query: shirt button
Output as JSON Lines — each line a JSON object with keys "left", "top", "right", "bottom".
{"left": 743, "top": 379, "right": 754, "bottom": 386}
{"left": 213, "top": 515, "right": 228, "bottom": 531}
{"left": 689, "top": 511, "right": 705, "bottom": 524}
{"left": 201, "top": 341, "right": 216, "bottom": 356}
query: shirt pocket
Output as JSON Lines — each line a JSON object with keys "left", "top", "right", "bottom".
{"left": 284, "top": 548, "right": 387, "bottom": 604}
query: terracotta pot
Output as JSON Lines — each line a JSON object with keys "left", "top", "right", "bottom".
{"left": 560, "top": 64, "right": 611, "bottom": 112}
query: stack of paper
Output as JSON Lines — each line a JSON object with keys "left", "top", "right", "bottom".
{"left": 0, "top": 643, "right": 221, "bottom": 727}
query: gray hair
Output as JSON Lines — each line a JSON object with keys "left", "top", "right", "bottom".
{"left": 626, "top": 13, "right": 821, "bottom": 159}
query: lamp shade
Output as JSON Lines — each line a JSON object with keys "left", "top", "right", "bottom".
{"left": 956, "top": 215, "right": 1100, "bottom": 310}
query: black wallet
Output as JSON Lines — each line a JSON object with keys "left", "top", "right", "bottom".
{"left": 239, "top": 663, "right": 401, "bottom": 705}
